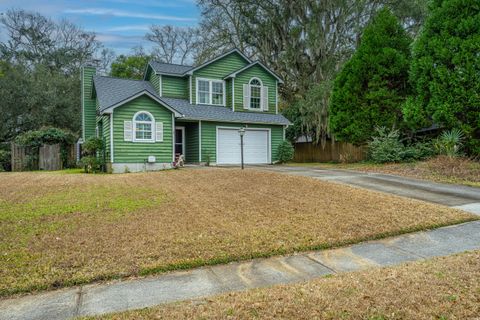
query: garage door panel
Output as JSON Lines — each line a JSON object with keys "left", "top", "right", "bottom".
{"left": 217, "top": 128, "right": 269, "bottom": 165}
{"left": 217, "top": 129, "right": 241, "bottom": 164}
{"left": 244, "top": 130, "right": 268, "bottom": 164}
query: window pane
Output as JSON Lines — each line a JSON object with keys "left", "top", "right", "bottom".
{"left": 135, "top": 123, "right": 152, "bottom": 140}
{"left": 212, "top": 93, "right": 223, "bottom": 105}
{"left": 135, "top": 113, "right": 152, "bottom": 121}
{"left": 199, "top": 92, "right": 209, "bottom": 104}
{"left": 250, "top": 79, "right": 261, "bottom": 86}
{"left": 250, "top": 97, "right": 261, "bottom": 109}
{"left": 198, "top": 80, "right": 209, "bottom": 92}
{"left": 212, "top": 82, "right": 223, "bottom": 94}
{"left": 251, "top": 86, "right": 261, "bottom": 98}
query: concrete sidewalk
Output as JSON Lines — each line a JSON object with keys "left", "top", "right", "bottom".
{"left": 1, "top": 221, "right": 480, "bottom": 320}
{"left": 258, "top": 166, "right": 480, "bottom": 214}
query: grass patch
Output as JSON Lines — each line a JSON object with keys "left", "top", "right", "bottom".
{"left": 0, "top": 169, "right": 476, "bottom": 297}
{"left": 288, "top": 156, "right": 480, "bottom": 187}
{"left": 86, "top": 250, "right": 480, "bottom": 320}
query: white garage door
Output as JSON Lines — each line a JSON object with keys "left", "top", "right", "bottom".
{"left": 217, "top": 128, "right": 269, "bottom": 164}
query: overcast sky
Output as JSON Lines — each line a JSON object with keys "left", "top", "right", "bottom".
{"left": 0, "top": 0, "right": 200, "bottom": 55}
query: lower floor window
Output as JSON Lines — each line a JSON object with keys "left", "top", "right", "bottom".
{"left": 134, "top": 112, "right": 154, "bottom": 141}
{"left": 135, "top": 122, "right": 152, "bottom": 140}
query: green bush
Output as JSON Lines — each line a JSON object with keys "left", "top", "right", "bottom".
{"left": 368, "top": 127, "right": 404, "bottom": 163}
{"left": 434, "top": 129, "right": 464, "bottom": 157}
{"left": 15, "top": 127, "right": 75, "bottom": 148}
{"left": 82, "top": 137, "right": 104, "bottom": 155}
{"left": 81, "top": 137, "right": 104, "bottom": 173}
{"left": 369, "top": 127, "right": 437, "bottom": 163}
{"left": 277, "top": 140, "right": 294, "bottom": 163}
{"left": 402, "top": 141, "right": 436, "bottom": 162}
{"left": 80, "top": 156, "right": 103, "bottom": 173}
{"left": 0, "top": 149, "right": 11, "bottom": 172}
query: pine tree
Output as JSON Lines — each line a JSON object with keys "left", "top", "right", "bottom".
{"left": 403, "top": 0, "right": 480, "bottom": 154}
{"left": 329, "top": 9, "right": 412, "bottom": 145}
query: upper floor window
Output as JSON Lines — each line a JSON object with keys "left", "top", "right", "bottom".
{"left": 197, "top": 78, "right": 225, "bottom": 106}
{"left": 249, "top": 78, "right": 262, "bottom": 109}
{"left": 133, "top": 111, "right": 154, "bottom": 141}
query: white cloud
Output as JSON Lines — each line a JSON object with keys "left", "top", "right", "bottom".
{"left": 64, "top": 8, "right": 196, "bottom": 22}
{"left": 106, "top": 24, "right": 151, "bottom": 32}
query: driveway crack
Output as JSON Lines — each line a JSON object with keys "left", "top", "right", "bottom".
{"left": 74, "top": 286, "right": 84, "bottom": 317}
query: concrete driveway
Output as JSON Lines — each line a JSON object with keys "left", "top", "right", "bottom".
{"left": 258, "top": 165, "right": 480, "bottom": 214}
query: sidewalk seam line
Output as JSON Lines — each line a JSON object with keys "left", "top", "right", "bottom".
{"left": 303, "top": 254, "right": 337, "bottom": 274}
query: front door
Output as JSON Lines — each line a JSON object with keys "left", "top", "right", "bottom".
{"left": 175, "top": 127, "right": 185, "bottom": 157}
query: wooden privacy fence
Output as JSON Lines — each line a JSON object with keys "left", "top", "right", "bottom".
{"left": 11, "top": 144, "right": 33, "bottom": 171}
{"left": 11, "top": 143, "right": 72, "bottom": 171}
{"left": 38, "top": 144, "right": 61, "bottom": 170}
{"left": 294, "top": 141, "right": 367, "bottom": 163}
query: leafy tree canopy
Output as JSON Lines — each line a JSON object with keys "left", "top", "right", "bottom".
{"left": 329, "top": 9, "right": 412, "bottom": 145}
{"left": 403, "top": 0, "right": 480, "bottom": 154}
{"left": 110, "top": 54, "right": 151, "bottom": 80}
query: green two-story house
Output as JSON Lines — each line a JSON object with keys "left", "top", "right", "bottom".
{"left": 82, "top": 49, "right": 290, "bottom": 173}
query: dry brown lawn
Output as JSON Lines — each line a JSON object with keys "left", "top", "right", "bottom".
{"left": 91, "top": 250, "right": 480, "bottom": 320}
{"left": 0, "top": 168, "right": 475, "bottom": 297}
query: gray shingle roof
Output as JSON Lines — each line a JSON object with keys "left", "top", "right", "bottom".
{"left": 149, "top": 61, "right": 192, "bottom": 75}
{"left": 162, "top": 98, "right": 291, "bottom": 125}
{"left": 94, "top": 76, "right": 290, "bottom": 125}
{"left": 94, "top": 76, "right": 162, "bottom": 112}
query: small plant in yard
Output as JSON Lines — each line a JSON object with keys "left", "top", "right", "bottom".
{"left": 435, "top": 129, "right": 464, "bottom": 157}
{"left": 0, "top": 149, "right": 11, "bottom": 171}
{"left": 368, "top": 127, "right": 404, "bottom": 163}
{"left": 204, "top": 152, "right": 211, "bottom": 166}
{"left": 368, "top": 127, "right": 436, "bottom": 163}
{"left": 80, "top": 137, "right": 104, "bottom": 173}
{"left": 277, "top": 140, "right": 294, "bottom": 163}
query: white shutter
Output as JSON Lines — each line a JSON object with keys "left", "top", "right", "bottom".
{"left": 155, "top": 122, "right": 164, "bottom": 142}
{"left": 261, "top": 86, "right": 269, "bottom": 111}
{"left": 124, "top": 121, "right": 133, "bottom": 141}
{"left": 243, "top": 84, "right": 250, "bottom": 109}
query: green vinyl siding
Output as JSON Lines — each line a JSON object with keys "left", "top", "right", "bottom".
{"left": 112, "top": 95, "right": 173, "bottom": 163}
{"left": 226, "top": 79, "right": 232, "bottom": 108}
{"left": 149, "top": 72, "right": 160, "bottom": 94}
{"left": 82, "top": 66, "right": 96, "bottom": 140}
{"left": 102, "top": 114, "right": 111, "bottom": 162}
{"left": 200, "top": 121, "right": 285, "bottom": 163}
{"left": 234, "top": 64, "right": 277, "bottom": 114}
{"left": 181, "top": 122, "right": 199, "bottom": 163}
{"left": 162, "top": 75, "right": 188, "bottom": 99}
{"left": 192, "top": 52, "right": 249, "bottom": 105}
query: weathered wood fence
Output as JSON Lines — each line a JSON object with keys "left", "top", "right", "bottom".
{"left": 294, "top": 141, "right": 367, "bottom": 163}
{"left": 11, "top": 143, "right": 73, "bottom": 171}
{"left": 38, "top": 144, "right": 61, "bottom": 171}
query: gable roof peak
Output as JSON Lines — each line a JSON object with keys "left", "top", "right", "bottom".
{"left": 223, "top": 60, "right": 284, "bottom": 84}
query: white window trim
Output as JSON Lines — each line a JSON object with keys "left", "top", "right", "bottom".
{"left": 247, "top": 77, "right": 263, "bottom": 111}
{"left": 132, "top": 111, "right": 155, "bottom": 143}
{"left": 196, "top": 77, "right": 226, "bottom": 106}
